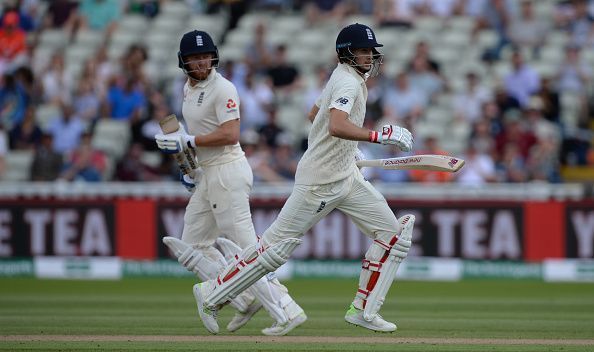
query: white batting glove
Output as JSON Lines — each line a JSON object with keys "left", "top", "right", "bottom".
{"left": 180, "top": 172, "right": 196, "bottom": 193}
{"left": 155, "top": 132, "right": 196, "bottom": 154}
{"left": 370, "top": 124, "right": 413, "bottom": 152}
{"left": 354, "top": 148, "right": 366, "bottom": 162}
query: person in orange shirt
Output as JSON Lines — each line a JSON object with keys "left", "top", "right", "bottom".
{"left": 409, "top": 135, "right": 454, "bottom": 183}
{"left": 0, "top": 11, "right": 27, "bottom": 71}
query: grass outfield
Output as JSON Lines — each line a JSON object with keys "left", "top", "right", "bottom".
{"left": 1, "top": 278, "right": 593, "bottom": 351}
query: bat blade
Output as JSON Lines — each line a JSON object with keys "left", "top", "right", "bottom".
{"left": 356, "top": 154, "right": 465, "bottom": 172}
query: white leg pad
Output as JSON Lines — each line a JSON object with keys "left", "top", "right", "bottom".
{"left": 217, "top": 238, "right": 303, "bottom": 324}
{"left": 162, "top": 236, "right": 253, "bottom": 313}
{"left": 205, "top": 238, "right": 302, "bottom": 308}
{"left": 353, "top": 215, "right": 414, "bottom": 321}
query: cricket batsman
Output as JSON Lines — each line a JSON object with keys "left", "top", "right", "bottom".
{"left": 155, "top": 30, "right": 306, "bottom": 335}
{"left": 190, "top": 23, "right": 415, "bottom": 333}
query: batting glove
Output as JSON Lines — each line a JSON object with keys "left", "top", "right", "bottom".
{"left": 370, "top": 124, "right": 413, "bottom": 152}
{"left": 155, "top": 132, "right": 196, "bottom": 154}
{"left": 354, "top": 148, "right": 366, "bottom": 162}
{"left": 180, "top": 172, "right": 196, "bottom": 193}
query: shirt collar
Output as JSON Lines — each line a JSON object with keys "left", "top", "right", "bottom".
{"left": 188, "top": 69, "right": 217, "bottom": 89}
{"left": 337, "top": 63, "right": 367, "bottom": 84}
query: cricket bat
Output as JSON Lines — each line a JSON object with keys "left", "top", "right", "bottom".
{"left": 356, "top": 154, "right": 465, "bottom": 172}
{"left": 159, "top": 114, "right": 198, "bottom": 177}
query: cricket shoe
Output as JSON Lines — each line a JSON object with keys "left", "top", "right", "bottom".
{"left": 344, "top": 304, "right": 396, "bottom": 332}
{"left": 261, "top": 312, "right": 307, "bottom": 336}
{"left": 192, "top": 282, "right": 220, "bottom": 334}
{"left": 227, "top": 298, "right": 263, "bottom": 332}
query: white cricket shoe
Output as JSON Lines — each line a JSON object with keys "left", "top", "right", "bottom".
{"left": 344, "top": 304, "right": 396, "bottom": 332}
{"left": 227, "top": 298, "right": 263, "bottom": 332}
{"left": 192, "top": 282, "right": 220, "bottom": 334}
{"left": 261, "top": 313, "right": 307, "bottom": 336}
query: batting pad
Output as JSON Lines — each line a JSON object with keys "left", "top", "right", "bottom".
{"left": 206, "top": 238, "right": 302, "bottom": 308}
{"left": 358, "top": 215, "right": 414, "bottom": 321}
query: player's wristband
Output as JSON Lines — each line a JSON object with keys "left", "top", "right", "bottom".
{"left": 369, "top": 131, "right": 380, "bottom": 143}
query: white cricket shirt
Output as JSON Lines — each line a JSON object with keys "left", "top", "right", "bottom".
{"left": 294, "top": 63, "right": 368, "bottom": 185}
{"left": 182, "top": 69, "right": 244, "bottom": 166}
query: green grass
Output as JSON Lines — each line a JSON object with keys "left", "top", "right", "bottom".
{"left": 1, "top": 278, "right": 594, "bottom": 351}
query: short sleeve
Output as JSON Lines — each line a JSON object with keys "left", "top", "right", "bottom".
{"left": 215, "top": 81, "right": 241, "bottom": 124}
{"left": 328, "top": 78, "right": 357, "bottom": 114}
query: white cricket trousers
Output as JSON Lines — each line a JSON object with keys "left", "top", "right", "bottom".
{"left": 262, "top": 170, "right": 401, "bottom": 246}
{"left": 182, "top": 156, "right": 256, "bottom": 249}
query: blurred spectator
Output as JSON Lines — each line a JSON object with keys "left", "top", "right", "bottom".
{"left": 41, "top": 52, "right": 73, "bottom": 105}
{"left": 46, "top": 103, "right": 86, "bottom": 154}
{"left": 495, "top": 109, "right": 537, "bottom": 160}
{"left": 258, "top": 106, "right": 284, "bottom": 148}
{"left": 527, "top": 136, "right": 562, "bottom": 182}
{"left": 407, "top": 56, "right": 443, "bottom": 103}
{"left": 409, "top": 136, "right": 454, "bottom": 183}
{"left": 568, "top": 0, "right": 594, "bottom": 47}
{"left": 506, "top": 0, "right": 548, "bottom": 54}
{"left": 476, "top": 0, "right": 518, "bottom": 61}
{"left": 535, "top": 77, "right": 561, "bottom": 123}
{"left": 72, "top": 78, "right": 101, "bottom": 124}
{"left": 30, "top": 132, "right": 63, "bottom": 181}
{"left": 503, "top": 49, "right": 540, "bottom": 107}
{"left": 302, "top": 65, "right": 329, "bottom": 114}
{"left": 245, "top": 22, "right": 274, "bottom": 74}
{"left": 105, "top": 76, "right": 146, "bottom": 121}
{"left": 524, "top": 97, "right": 561, "bottom": 147}
{"left": 127, "top": 0, "right": 160, "bottom": 18}
{"left": 470, "top": 117, "right": 496, "bottom": 155}
{"left": 303, "top": 0, "right": 347, "bottom": 26}
{"left": 0, "top": 72, "right": 27, "bottom": 130}
{"left": 452, "top": 72, "right": 492, "bottom": 123}
{"left": 0, "top": 124, "right": 6, "bottom": 178}
{"left": 77, "top": 0, "right": 121, "bottom": 36}
{"left": 366, "top": 75, "right": 384, "bottom": 122}
{"left": 13, "top": 66, "right": 35, "bottom": 105}
{"left": 270, "top": 132, "right": 298, "bottom": 180}
{"left": 138, "top": 98, "right": 169, "bottom": 151}
{"left": 0, "top": 1, "right": 35, "bottom": 31}
{"left": 0, "top": 11, "right": 28, "bottom": 74}
{"left": 59, "top": 131, "right": 107, "bottom": 182}
{"left": 456, "top": 139, "right": 497, "bottom": 185}
{"left": 120, "top": 44, "right": 149, "bottom": 88}
{"left": 496, "top": 142, "right": 528, "bottom": 182}
{"left": 43, "top": 0, "right": 78, "bottom": 29}
{"left": 382, "top": 72, "right": 426, "bottom": 124}
{"left": 9, "top": 105, "right": 41, "bottom": 149}
{"left": 407, "top": 41, "right": 440, "bottom": 75}
{"left": 555, "top": 45, "right": 592, "bottom": 93}
{"left": 238, "top": 71, "right": 274, "bottom": 131}
{"left": 241, "top": 129, "right": 285, "bottom": 182}
{"left": 374, "top": 0, "right": 416, "bottom": 28}
{"left": 267, "top": 44, "right": 300, "bottom": 93}
{"left": 416, "top": 0, "right": 459, "bottom": 18}
{"left": 94, "top": 46, "right": 116, "bottom": 95}
{"left": 114, "top": 142, "right": 161, "bottom": 181}
{"left": 493, "top": 85, "right": 521, "bottom": 117}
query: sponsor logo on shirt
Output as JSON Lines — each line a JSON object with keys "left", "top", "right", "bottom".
{"left": 335, "top": 97, "right": 349, "bottom": 105}
{"left": 197, "top": 92, "right": 204, "bottom": 106}
{"left": 226, "top": 99, "right": 237, "bottom": 109}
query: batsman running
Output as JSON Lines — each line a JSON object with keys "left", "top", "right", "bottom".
{"left": 192, "top": 23, "right": 415, "bottom": 333}
{"left": 154, "top": 30, "right": 306, "bottom": 335}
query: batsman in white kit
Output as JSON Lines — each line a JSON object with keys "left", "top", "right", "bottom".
{"left": 191, "top": 23, "right": 416, "bottom": 333}
{"left": 154, "top": 30, "right": 306, "bottom": 335}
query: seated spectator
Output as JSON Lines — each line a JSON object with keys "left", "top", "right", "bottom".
{"left": 374, "top": 0, "right": 417, "bottom": 28}
{"left": 527, "top": 136, "right": 562, "bottom": 182}
{"left": 30, "top": 133, "right": 63, "bottom": 181}
{"left": 506, "top": 0, "right": 548, "bottom": 54}
{"left": 0, "top": 3, "right": 35, "bottom": 32}
{"left": 59, "top": 131, "right": 107, "bottom": 182}
{"left": 568, "top": 0, "right": 594, "bottom": 47}
{"left": 382, "top": 72, "right": 426, "bottom": 124}
{"left": 139, "top": 100, "right": 170, "bottom": 151}
{"left": 303, "top": 0, "right": 347, "bottom": 27}
{"left": 266, "top": 44, "right": 300, "bottom": 93}
{"left": 9, "top": 106, "right": 42, "bottom": 150}
{"left": 72, "top": 78, "right": 101, "bottom": 124}
{"left": 452, "top": 72, "right": 492, "bottom": 123}
{"left": 407, "top": 41, "right": 440, "bottom": 75}
{"left": 42, "top": 0, "right": 79, "bottom": 29}
{"left": 0, "top": 72, "right": 27, "bottom": 130}
{"left": 41, "top": 52, "right": 73, "bottom": 105}
{"left": 76, "top": 0, "right": 121, "bottom": 38}
{"left": 409, "top": 136, "right": 454, "bottom": 183}
{"left": 496, "top": 142, "right": 529, "bottom": 182}
{"left": 241, "top": 129, "right": 285, "bottom": 183}
{"left": 126, "top": 0, "right": 160, "bottom": 18}
{"left": 105, "top": 76, "right": 146, "bottom": 122}
{"left": 238, "top": 71, "right": 274, "bottom": 131}
{"left": 555, "top": 45, "right": 592, "bottom": 93}
{"left": 416, "top": 0, "right": 459, "bottom": 18}
{"left": 475, "top": 0, "right": 519, "bottom": 60}
{"left": 535, "top": 77, "right": 560, "bottom": 123}
{"left": 502, "top": 49, "right": 540, "bottom": 108}
{"left": 257, "top": 106, "right": 284, "bottom": 148}
{"left": 407, "top": 56, "right": 443, "bottom": 103}
{"left": 0, "top": 11, "right": 28, "bottom": 74}
{"left": 46, "top": 103, "right": 86, "bottom": 154}
{"left": 270, "top": 132, "right": 299, "bottom": 180}
{"left": 456, "top": 139, "right": 497, "bottom": 186}
{"left": 495, "top": 109, "right": 537, "bottom": 160}
{"left": 245, "top": 22, "right": 274, "bottom": 74}
{"left": 114, "top": 142, "right": 161, "bottom": 181}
